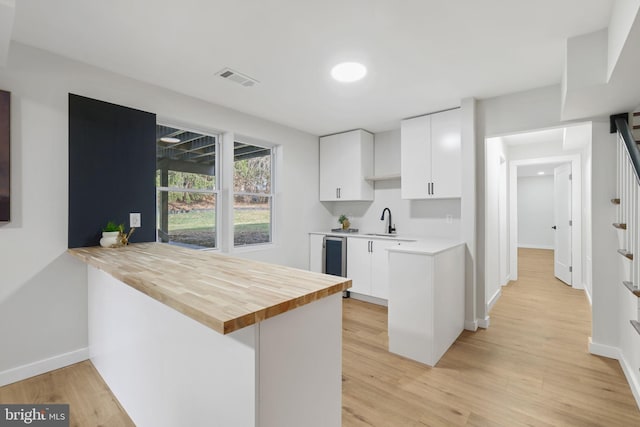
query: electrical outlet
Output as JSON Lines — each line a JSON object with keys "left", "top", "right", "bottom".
{"left": 446, "top": 215, "right": 453, "bottom": 224}
{"left": 130, "top": 212, "right": 141, "bottom": 228}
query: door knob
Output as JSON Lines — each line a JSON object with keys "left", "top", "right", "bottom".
{"left": 552, "top": 225, "right": 557, "bottom": 230}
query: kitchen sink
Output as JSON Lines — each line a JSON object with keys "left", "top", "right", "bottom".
{"left": 365, "top": 233, "right": 399, "bottom": 237}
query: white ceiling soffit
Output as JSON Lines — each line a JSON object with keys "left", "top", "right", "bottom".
{"left": 0, "top": 0, "right": 15, "bottom": 66}
{"left": 562, "top": 3, "right": 640, "bottom": 120}
{"left": 502, "top": 128, "right": 564, "bottom": 146}
{"left": 11, "top": 0, "right": 615, "bottom": 135}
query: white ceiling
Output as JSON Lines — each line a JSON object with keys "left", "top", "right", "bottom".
{"left": 9, "top": 0, "right": 615, "bottom": 135}
{"left": 517, "top": 163, "right": 567, "bottom": 178}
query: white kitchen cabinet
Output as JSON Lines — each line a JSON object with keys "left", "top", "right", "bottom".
{"left": 387, "top": 242, "right": 464, "bottom": 366}
{"left": 346, "top": 237, "right": 399, "bottom": 300}
{"left": 319, "top": 130, "right": 374, "bottom": 201}
{"left": 400, "top": 109, "right": 461, "bottom": 199}
{"left": 309, "top": 234, "right": 324, "bottom": 273}
{"left": 346, "top": 238, "right": 371, "bottom": 295}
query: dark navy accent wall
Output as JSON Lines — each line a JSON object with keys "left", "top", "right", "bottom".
{"left": 68, "top": 94, "right": 156, "bottom": 248}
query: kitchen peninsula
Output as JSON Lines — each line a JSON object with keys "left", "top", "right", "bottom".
{"left": 69, "top": 243, "right": 350, "bottom": 427}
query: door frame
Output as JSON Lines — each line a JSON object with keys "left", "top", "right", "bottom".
{"left": 509, "top": 154, "right": 582, "bottom": 289}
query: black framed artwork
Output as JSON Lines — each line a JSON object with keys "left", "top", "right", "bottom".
{"left": 0, "top": 89, "right": 9, "bottom": 222}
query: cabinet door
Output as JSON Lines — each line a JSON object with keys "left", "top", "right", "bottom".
{"left": 319, "top": 134, "right": 344, "bottom": 201}
{"left": 319, "top": 131, "right": 372, "bottom": 201}
{"left": 346, "top": 238, "right": 372, "bottom": 295}
{"left": 370, "top": 240, "right": 400, "bottom": 300}
{"left": 309, "top": 234, "right": 324, "bottom": 273}
{"left": 430, "top": 109, "right": 461, "bottom": 198}
{"left": 401, "top": 115, "right": 431, "bottom": 199}
{"left": 340, "top": 130, "right": 374, "bottom": 201}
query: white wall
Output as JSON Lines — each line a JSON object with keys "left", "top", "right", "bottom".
{"left": 517, "top": 176, "right": 554, "bottom": 249}
{"left": 0, "top": 42, "right": 332, "bottom": 379}
{"left": 484, "top": 137, "right": 508, "bottom": 313}
{"left": 582, "top": 139, "right": 593, "bottom": 301}
{"left": 327, "top": 129, "right": 461, "bottom": 239}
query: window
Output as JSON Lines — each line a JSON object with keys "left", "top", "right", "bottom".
{"left": 156, "top": 125, "right": 219, "bottom": 249}
{"left": 233, "top": 141, "right": 273, "bottom": 247}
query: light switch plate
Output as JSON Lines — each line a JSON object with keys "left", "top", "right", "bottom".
{"left": 130, "top": 212, "right": 141, "bottom": 228}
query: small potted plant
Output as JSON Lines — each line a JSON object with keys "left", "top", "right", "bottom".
{"left": 100, "top": 220, "right": 123, "bottom": 248}
{"left": 338, "top": 214, "right": 350, "bottom": 231}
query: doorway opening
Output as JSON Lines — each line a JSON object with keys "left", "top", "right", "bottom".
{"left": 484, "top": 122, "right": 592, "bottom": 321}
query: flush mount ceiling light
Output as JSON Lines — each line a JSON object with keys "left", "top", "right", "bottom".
{"left": 538, "top": 171, "right": 545, "bottom": 175}
{"left": 331, "top": 62, "right": 367, "bottom": 83}
{"left": 160, "top": 137, "right": 181, "bottom": 143}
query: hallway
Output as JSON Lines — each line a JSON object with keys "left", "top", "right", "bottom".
{"left": 342, "top": 248, "right": 640, "bottom": 426}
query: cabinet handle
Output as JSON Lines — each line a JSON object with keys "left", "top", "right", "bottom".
{"left": 432, "top": 182, "right": 435, "bottom": 195}
{"left": 370, "top": 241, "right": 373, "bottom": 253}
{"left": 336, "top": 188, "right": 339, "bottom": 199}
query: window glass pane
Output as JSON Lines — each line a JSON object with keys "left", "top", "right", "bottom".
{"left": 156, "top": 124, "right": 218, "bottom": 249}
{"left": 157, "top": 191, "right": 216, "bottom": 249}
{"left": 233, "top": 142, "right": 271, "bottom": 193}
{"left": 234, "top": 195, "right": 271, "bottom": 246}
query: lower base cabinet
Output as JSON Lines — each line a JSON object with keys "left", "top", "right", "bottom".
{"left": 388, "top": 244, "right": 464, "bottom": 366}
{"left": 347, "top": 238, "right": 399, "bottom": 300}
{"left": 309, "top": 234, "right": 324, "bottom": 273}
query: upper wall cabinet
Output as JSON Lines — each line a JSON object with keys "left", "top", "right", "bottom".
{"left": 320, "top": 129, "right": 374, "bottom": 201}
{"left": 401, "top": 109, "right": 461, "bottom": 199}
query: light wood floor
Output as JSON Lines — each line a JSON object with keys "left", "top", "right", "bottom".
{"left": 1, "top": 248, "right": 639, "bottom": 426}
{"left": 342, "top": 248, "right": 640, "bottom": 426}
{"left": 0, "top": 360, "right": 134, "bottom": 426}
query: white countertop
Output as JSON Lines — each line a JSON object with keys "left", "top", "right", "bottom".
{"left": 386, "top": 238, "right": 464, "bottom": 255}
{"left": 309, "top": 231, "right": 464, "bottom": 254}
{"left": 309, "top": 231, "right": 417, "bottom": 242}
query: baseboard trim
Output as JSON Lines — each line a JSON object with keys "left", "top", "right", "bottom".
{"left": 348, "top": 292, "right": 388, "bottom": 307}
{"left": 584, "top": 285, "right": 592, "bottom": 306}
{"left": 619, "top": 347, "right": 640, "bottom": 410}
{"left": 0, "top": 348, "right": 89, "bottom": 387}
{"left": 487, "top": 289, "right": 501, "bottom": 313}
{"left": 517, "top": 244, "right": 554, "bottom": 250}
{"left": 464, "top": 320, "right": 478, "bottom": 331}
{"left": 477, "top": 316, "right": 490, "bottom": 329}
{"left": 588, "top": 338, "right": 640, "bottom": 410}
{"left": 588, "top": 338, "right": 619, "bottom": 359}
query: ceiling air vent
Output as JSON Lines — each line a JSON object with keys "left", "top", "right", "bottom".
{"left": 215, "top": 67, "right": 259, "bottom": 87}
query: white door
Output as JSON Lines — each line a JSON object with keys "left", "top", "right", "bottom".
{"left": 370, "top": 239, "right": 399, "bottom": 300}
{"left": 553, "top": 164, "right": 572, "bottom": 285}
{"left": 401, "top": 115, "right": 431, "bottom": 199}
{"left": 346, "top": 238, "right": 372, "bottom": 295}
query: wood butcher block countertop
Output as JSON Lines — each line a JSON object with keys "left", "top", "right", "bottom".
{"left": 68, "top": 243, "right": 351, "bottom": 335}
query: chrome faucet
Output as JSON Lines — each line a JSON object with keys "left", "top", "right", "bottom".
{"left": 380, "top": 208, "right": 396, "bottom": 234}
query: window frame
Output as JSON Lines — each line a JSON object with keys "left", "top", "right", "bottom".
{"left": 155, "top": 123, "right": 221, "bottom": 251}
{"left": 232, "top": 141, "right": 276, "bottom": 250}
